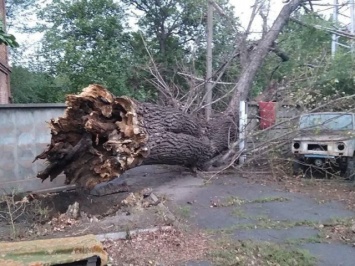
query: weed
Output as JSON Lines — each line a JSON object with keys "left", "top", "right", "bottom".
{"left": 208, "top": 238, "right": 316, "bottom": 266}
{"left": 231, "top": 207, "right": 248, "bottom": 218}
{"left": 251, "top": 217, "right": 316, "bottom": 230}
{"left": 215, "top": 195, "right": 290, "bottom": 207}
{"left": 323, "top": 217, "right": 354, "bottom": 227}
{"left": 0, "top": 190, "right": 54, "bottom": 240}
{"left": 285, "top": 233, "right": 324, "bottom": 245}
{"left": 224, "top": 196, "right": 245, "bottom": 206}
{"left": 0, "top": 190, "right": 27, "bottom": 239}
{"left": 176, "top": 205, "right": 191, "bottom": 219}
{"left": 214, "top": 218, "right": 317, "bottom": 233}
{"left": 249, "top": 196, "right": 289, "bottom": 203}
{"left": 30, "top": 200, "right": 51, "bottom": 224}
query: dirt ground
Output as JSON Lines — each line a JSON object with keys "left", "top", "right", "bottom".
{"left": 103, "top": 227, "right": 210, "bottom": 266}
{"left": 0, "top": 165, "right": 188, "bottom": 241}
{"left": 2, "top": 164, "right": 355, "bottom": 265}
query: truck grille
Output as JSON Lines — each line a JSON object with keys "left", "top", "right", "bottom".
{"left": 307, "top": 144, "right": 328, "bottom": 151}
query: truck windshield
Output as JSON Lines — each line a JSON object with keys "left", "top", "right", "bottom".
{"left": 300, "top": 114, "right": 353, "bottom": 130}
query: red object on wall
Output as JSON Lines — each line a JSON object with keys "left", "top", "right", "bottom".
{"left": 259, "top": 101, "right": 277, "bottom": 129}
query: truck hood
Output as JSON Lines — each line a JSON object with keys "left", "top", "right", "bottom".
{"left": 294, "top": 131, "right": 354, "bottom": 142}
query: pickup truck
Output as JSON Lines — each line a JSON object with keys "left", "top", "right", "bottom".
{"left": 292, "top": 112, "right": 355, "bottom": 179}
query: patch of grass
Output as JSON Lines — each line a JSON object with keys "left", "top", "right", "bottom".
{"left": 256, "top": 217, "right": 316, "bottom": 229}
{"left": 323, "top": 217, "right": 354, "bottom": 227}
{"left": 176, "top": 205, "right": 191, "bottom": 220}
{"left": 285, "top": 234, "right": 324, "bottom": 245}
{"left": 231, "top": 207, "right": 248, "bottom": 218}
{"left": 219, "top": 196, "right": 291, "bottom": 207}
{"left": 208, "top": 239, "right": 316, "bottom": 266}
{"left": 213, "top": 196, "right": 290, "bottom": 208}
{"left": 214, "top": 218, "right": 318, "bottom": 233}
{"left": 249, "top": 196, "right": 290, "bottom": 203}
{"left": 223, "top": 196, "right": 245, "bottom": 207}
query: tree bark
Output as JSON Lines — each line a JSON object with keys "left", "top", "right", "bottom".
{"left": 34, "top": 84, "right": 237, "bottom": 189}
{"left": 227, "top": 0, "right": 305, "bottom": 114}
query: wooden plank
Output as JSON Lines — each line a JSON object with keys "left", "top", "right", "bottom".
{"left": 0, "top": 234, "right": 108, "bottom": 266}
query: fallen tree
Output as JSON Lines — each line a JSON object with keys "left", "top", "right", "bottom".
{"left": 34, "top": 0, "right": 308, "bottom": 189}
{"left": 34, "top": 84, "right": 237, "bottom": 189}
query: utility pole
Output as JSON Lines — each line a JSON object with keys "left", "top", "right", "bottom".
{"left": 205, "top": 0, "right": 213, "bottom": 120}
{"left": 351, "top": 0, "right": 355, "bottom": 53}
{"left": 239, "top": 101, "right": 247, "bottom": 164}
{"left": 331, "top": 0, "right": 338, "bottom": 57}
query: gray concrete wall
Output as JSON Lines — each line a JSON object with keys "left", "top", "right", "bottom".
{"left": 0, "top": 104, "right": 67, "bottom": 193}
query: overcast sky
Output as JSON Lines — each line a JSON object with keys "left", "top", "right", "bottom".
{"left": 231, "top": 0, "right": 352, "bottom": 33}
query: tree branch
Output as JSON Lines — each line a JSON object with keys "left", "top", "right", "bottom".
{"left": 228, "top": 0, "right": 307, "bottom": 114}
{"left": 290, "top": 17, "right": 355, "bottom": 40}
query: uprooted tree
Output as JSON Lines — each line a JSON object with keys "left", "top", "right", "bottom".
{"left": 34, "top": 0, "right": 307, "bottom": 189}
{"left": 34, "top": 84, "right": 237, "bottom": 188}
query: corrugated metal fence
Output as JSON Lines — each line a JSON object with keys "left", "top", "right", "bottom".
{"left": 0, "top": 102, "right": 300, "bottom": 194}
{"left": 0, "top": 104, "right": 66, "bottom": 193}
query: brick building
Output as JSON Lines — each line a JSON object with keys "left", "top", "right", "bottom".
{"left": 0, "top": 0, "right": 11, "bottom": 104}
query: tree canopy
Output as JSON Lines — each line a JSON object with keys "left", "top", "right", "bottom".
{"left": 37, "top": 0, "right": 132, "bottom": 96}
{"left": 0, "top": 20, "right": 18, "bottom": 47}
{"left": 7, "top": 0, "right": 355, "bottom": 111}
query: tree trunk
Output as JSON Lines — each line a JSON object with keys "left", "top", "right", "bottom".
{"left": 34, "top": 84, "right": 236, "bottom": 189}
{"left": 227, "top": 0, "right": 305, "bottom": 114}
